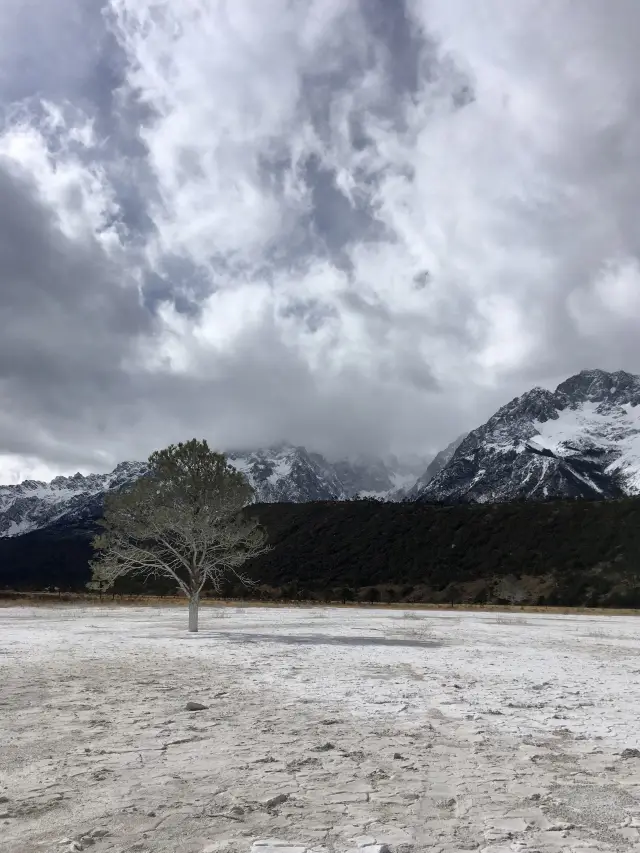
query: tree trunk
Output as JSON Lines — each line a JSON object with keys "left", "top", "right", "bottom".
{"left": 188, "top": 593, "right": 199, "bottom": 633}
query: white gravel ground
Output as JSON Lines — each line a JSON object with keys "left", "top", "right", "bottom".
{"left": 1, "top": 605, "right": 640, "bottom": 853}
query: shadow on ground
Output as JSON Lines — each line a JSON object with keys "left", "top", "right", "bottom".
{"left": 192, "top": 631, "right": 444, "bottom": 648}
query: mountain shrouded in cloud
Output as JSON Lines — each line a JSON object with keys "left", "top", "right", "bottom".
{"left": 1, "top": 0, "right": 640, "bottom": 482}
{"left": 3, "top": 369, "right": 640, "bottom": 540}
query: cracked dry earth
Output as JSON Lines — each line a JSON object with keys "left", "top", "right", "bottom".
{"left": 1, "top": 607, "right": 640, "bottom": 853}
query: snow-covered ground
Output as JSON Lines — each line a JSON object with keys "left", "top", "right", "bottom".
{"left": 2, "top": 605, "right": 640, "bottom": 853}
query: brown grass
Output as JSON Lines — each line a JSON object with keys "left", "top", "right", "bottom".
{"left": 0, "top": 589, "right": 639, "bottom": 616}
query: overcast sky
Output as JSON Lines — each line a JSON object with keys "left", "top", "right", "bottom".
{"left": 1, "top": 0, "right": 639, "bottom": 483}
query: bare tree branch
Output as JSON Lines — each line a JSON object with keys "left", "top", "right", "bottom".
{"left": 89, "top": 439, "right": 270, "bottom": 630}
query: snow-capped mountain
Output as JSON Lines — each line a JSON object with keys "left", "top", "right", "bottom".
{"left": 418, "top": 369, "right": 640, "bottom": 504}
{"left": 404, "top": 434, "right": 466, "bottom": 499}
{"left": 224, "top": 446, "right": 426, "bottom": 502}
{"left": 0, "top": 445, "right": 419, "bottom": 538}
{"left": 5, "top": 367, "right": 636, "bottom": 539}
{"left": 332, "top": 453, "right": 426, "bottom": 500}
{"left": 227, "top": 445, "right": 347, "bottom": 503}
{"left": 0, "top": 462, "right": 146, "bottom": 538}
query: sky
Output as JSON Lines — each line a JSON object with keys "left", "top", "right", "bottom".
{"left": 1, "top": 0, "right": 640, "bottom": 484}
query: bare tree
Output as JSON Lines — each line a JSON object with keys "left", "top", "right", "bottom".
{"left": 90, "top": 439, "right": 270, "bottom": 631}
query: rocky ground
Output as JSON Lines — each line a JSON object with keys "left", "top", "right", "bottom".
{"left": 1, "top": 605, "right": 640, "bottom": 853}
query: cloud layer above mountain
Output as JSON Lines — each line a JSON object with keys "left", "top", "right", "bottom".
{"left": 1, "top": 0, "right": 640, "bottom": 481}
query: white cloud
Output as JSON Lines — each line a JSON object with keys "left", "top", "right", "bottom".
{"left": 0, "top": 107, "right": 121, "bottom": 247}
{"left": 569, "top": 258, "right": 640, "bottom": 337}
{"left": 0, "top": 0, "right": 640, "bottom": 482}
{"left": 108, "top": 0, "right": 348, "bottom": 268}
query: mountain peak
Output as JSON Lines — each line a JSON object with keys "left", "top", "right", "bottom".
{"left": 556, "top": 369, "right": 640, "bottom": 406}
{"left": 417, "top": 367, "right": 640, "bottom": 504}
{"left": 489, "top": 386, "right": 559, "bottom": 427}
{"left": 0, "top": 445, "right": 413, "bottom": 538}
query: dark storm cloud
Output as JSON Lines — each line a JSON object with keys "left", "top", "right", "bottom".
{"left": 300, "top": 153, "right": 390, "bottom": 260}
{"left": 0, "top": 1, "right": 110, "bottom": 104}
{"left": 254, "top": 2, "right": 437, "bottom": 275}
{"left": 1, "top": 0, "right": 640, "bottom": 480}
{"left": 141, "top": 256, "right": 215, "bottom": 317}
{"left": 359, "top": 0, "right": 428, "bottom": 98}
{"left": 0, "top": 0, "right": 158, "bottom": 249}
{"left": 0, "top": 159, "right": 150, "bottom": 462}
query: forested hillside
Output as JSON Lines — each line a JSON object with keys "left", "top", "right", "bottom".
{"left": 2, "top": 498, "right": 640, "bottom": 607}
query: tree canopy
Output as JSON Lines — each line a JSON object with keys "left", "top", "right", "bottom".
{"left": 90, "top": 439, "right": 269, "bottom": 630}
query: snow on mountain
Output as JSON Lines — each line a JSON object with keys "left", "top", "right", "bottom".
{"left": 227, "top": 445, "right": 347, "bottom": 503}
{"left": 404, "top": 434, "right": 467, "bottom": 499}
{"left": 0, "top": 445, "right": 415, "bottom": 538}
{"left": 5, "top": 367, "right": 636, "bottom": 539}
{"left": 0, "top": 462, "right": 146, "bottom": 538}
{"left": 330, "top": 453, "right": 428, "bottom": 500}
{"left": 418, "top": 369, "right": 640, "bottom": 504}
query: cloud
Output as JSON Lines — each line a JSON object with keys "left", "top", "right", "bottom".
{"left": 0, "top": 0, "right": 640, "bottom": 481}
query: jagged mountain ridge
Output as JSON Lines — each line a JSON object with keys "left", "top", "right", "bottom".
{"left": 0, "top": 462, "right": 145, "bottom": 538}
{"left": 0, "top": 445, "right": 426, "bottom": 538}
{"left": 4, "top": 367, "right": 638, "bottom": 539}
{"left": 405, "top": 434, "right": 466, "bottom": 499}
{"left": 418, "top": 369, "right": 640, "bottom": 504}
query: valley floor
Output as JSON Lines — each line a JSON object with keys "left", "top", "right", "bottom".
{"left": 1, "top": 606, "right": 640, "bottom": 853}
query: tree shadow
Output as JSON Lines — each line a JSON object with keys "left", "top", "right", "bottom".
{"left": 198, "top": 631, "right": 443, "bottom": 649}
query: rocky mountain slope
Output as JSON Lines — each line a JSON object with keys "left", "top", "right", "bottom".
{"left": 404, "top": 434, "right": 466, "bottom": 499}
{"left": 0, "top": 445, "right": 424, "bottom": 538}
{"left": 0, "top": 462, "right": 145, "bottom": 539}
{"left": 418, "top": 369, "right": 640, "bottom": 504}
{"left": 4, "top": 367, "right": 638, "bottom": 540}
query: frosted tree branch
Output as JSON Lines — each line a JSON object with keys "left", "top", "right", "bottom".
{"left": 89, "top": 440, "right": 270, "bottom": 630}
